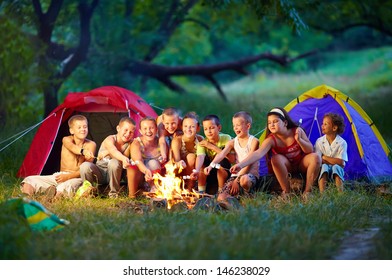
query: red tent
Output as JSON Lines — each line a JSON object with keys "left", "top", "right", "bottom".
{"left": 17, "top": 86, "right": 157, "bottom": 178}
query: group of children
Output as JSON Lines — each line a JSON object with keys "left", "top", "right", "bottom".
{"left": 20, "top": 106, "right": 348, "bottom": 201}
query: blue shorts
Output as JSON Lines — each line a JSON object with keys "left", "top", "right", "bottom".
{"left": 319, "top": 164, "right": 345, "bottom": 181}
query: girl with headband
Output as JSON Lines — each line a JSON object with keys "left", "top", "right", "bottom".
{"left": 230, "top": 107, "right": 321, "bottom": 199}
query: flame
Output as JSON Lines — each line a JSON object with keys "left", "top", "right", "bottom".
{"left": 152, "top": 160, "right": 198, "bottom": 209}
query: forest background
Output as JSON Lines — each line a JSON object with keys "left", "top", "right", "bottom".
{"left": 0, "top": 0, "right": 392, "bottom": 260}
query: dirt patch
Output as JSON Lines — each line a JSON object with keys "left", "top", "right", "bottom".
{"left": 333, "top": 227, "right": 380, "bottom": 260}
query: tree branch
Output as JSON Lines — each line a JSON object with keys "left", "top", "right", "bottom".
{"left": 59, "top": 0, "right": 99, "bottom": 79}
{"left": 126, "top": 50, "right": 317, "bottom": 99}
{"left": 33, "top": 0, "right": 64, "bottom": 43}
{"left": 144, "top": 0, "right": 198, "bottom": 61}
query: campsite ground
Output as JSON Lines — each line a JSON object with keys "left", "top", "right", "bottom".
{"left": 0, "top": 47, "right": 391, "bottom": 260}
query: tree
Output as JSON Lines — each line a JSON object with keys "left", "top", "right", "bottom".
{"left": 2, "top": 0, "right": 392, "bottom": 120}
{"left": 32, "top": 0, "right": 99, "bottom": 116}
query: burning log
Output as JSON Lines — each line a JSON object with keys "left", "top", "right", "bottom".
{"left": 145, "top": 191, "right": 214, "bottom": 210}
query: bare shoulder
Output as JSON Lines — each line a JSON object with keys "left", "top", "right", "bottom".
{"left": 62, "top": 135, "right": 73, "bottom": 144}
{"left": 156, "top": 114, "right": 163, "bottom": 125}
{"left": 131, "top": 137, "right": 141, "bottom": 148}
{"left": 174, "top": 129, "right": 183, "bottom": 137}
{"left": 250, "top": 136, "right": 259, "bottom": 147}
{"left": 85, "top": 138, "right": 96, "bottom": 148}
{"left": 226, "top": 138, "right": 235, "bottom": 148}
{"left": 171, "top": 135, "right": 182, "bottom": 146}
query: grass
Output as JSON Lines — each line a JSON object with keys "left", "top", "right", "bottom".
{"left": 1, "top": 46, "right": 392, "bottom": 260}
{"left": 1, "top": 186, "right": 391, "bottom": 260}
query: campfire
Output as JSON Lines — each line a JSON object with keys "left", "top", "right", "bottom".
{"left": 143, "top": 161, "right": 210, "bottom": 210}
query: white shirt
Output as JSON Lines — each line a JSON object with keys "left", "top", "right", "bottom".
{"left": 234, "top": 135, "right": 259, "bottom": 177}
{"left": 315, "top": 134, "right": 348, "bottom": 162}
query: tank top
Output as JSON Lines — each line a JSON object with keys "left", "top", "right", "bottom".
{"left": 269, "top": 128, "right": 305, "bottom": 165}
{"left": 234, "top": 135, "right": 259, "bottom": 177}
{"left": 181, "top": 136, "right": 200, "bottom": 158}
{"left": 97, "top": 135, "right": 130, "bottom": 161}
{"left": 136, "top": 137, "right": 161, "bottom": 161}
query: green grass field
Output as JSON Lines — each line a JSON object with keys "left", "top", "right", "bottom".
{"left": 1, "top": 47, "right": 391, "bottom": 260}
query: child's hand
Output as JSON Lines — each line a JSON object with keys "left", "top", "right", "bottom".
{"left": 159, "top": 155, "right": 167, "bottom": 164}
{"left": 144, "top": 169, "right": 153, "bottom": 181}
{"left": 176, "top": 160, "right": 186, "bottom": 170}
{"left": 230, "top": 179, "right": 240, "bottom": 195}
{"left": 230, "top": 164, "right": 241, "bottom": 174}
{"left": 199, "top": 140, "right": 210, "bottom": 148}
{"left": 83, "top": 150, "right": 95, "bottom": 160}
{"left": 122, "top": 158, "right": 131, "bottom": 169}
{"left": 295, "top": 127, "right": 302, "bottom": 142}
{"left": 190, "top": 169, "right": 199, "bottom": 180}
{"left": 55, "top": 173, "right": 69, "bottom": 183}
{"left": 204, "top": 166, "right": 212, "bottom": 175}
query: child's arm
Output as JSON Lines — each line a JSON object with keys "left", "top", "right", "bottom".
{"left": 230, "top": 137, "right": 273, "bottom": 174}
{"left": 157, "top": 123, "right": 169, "bottom": 163}
{"left": 321, "top": 155, "right": 345, "bottom": 167}
{"left": 204, "top": 140, "right": 234, "bottom": 175}
{"left": 190, "top": 154, "right": 206, "bottom": 180}
{"left": 130, "top": 140, "right": 152, "bottom": 180}
{"left": 83, "top": 140, "right": 97, "bottom": 163}
{"left": 105, "top": 136, "right": 131, "bottom": 168}
{"left": 295, "top": 127, "right": 314, "bottom": 154}
{"left": 171, "top": 137, "right": 186, "bottom": 170}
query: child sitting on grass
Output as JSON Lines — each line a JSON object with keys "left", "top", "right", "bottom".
{"left": 315, "top": 113, "right": 348, "bottom": 192}
{"left": 156, "top": 107, "right": 183, "bottom": 163}
{"left": 21, "top": 115, "right": 96, "bottom": 199}
{"left": 193, "top": 114, "right": 235, "bottom": 194}
{"left": 205, "top": 111, "right": 259, "bottom": 201}
{"left": 171, "top": 112, "right": 204, "bottom": 191}
{"left": 80, "top": 117, "right": 136, "bottom": 198}
{"left": 230, "top": 107, "right": 321, "bottom": 199}
{"left": 127, "top": 117, "right": 164, "bottom": 198}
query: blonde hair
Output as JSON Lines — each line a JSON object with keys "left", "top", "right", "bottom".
{"left": 183, "top": 111, "right": 199, "bottom": 126}
{"left": 119, "top": 116, "right": 136, "bottom": 126}
{"left": 233, "top": 111, "right": 252, "bottom": 124}
{"left": 68, "top": 115, "right": 87, "bottom": 128}
{"left": 162, "top": 107, "right": 180, "bottom": 119}
{"left": 140, "top": 116, "right": 157, "bottom": 127}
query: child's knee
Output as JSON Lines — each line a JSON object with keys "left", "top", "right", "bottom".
{"left": 146, "top": 159, "right": 161, "bottom": 172}
{"left": 80, "top": 161, "right": 94, "bottom": 174}
{"left": 21, "top": 183, "right": 35, "bottom": 196}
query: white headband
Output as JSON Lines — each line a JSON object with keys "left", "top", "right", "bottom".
{"left": 269, "top": 108, "right": 285, "bottom": 118}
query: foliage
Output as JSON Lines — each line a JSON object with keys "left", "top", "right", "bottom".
{"left": 0, "top": 12, "right": 41, "bottom": 126}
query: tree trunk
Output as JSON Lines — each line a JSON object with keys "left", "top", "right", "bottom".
{"left": 43, "top": 85, "right": 60, "bottom": 117}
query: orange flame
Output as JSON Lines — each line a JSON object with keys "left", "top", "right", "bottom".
{"left": 152, "top": 161, "right": 198, "bottom": 209}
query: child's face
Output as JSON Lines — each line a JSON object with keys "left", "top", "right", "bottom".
{"left": 70, "top": 120, "right": 88, "bottom": 139}
{"left": 139, "top": 120, "right": 157, "bottom": 139}
{"left": 182, "top": 118, "right": 198, "bottom": 138}
{"left": 202, "top": 120, "right": 221, "bottom": 140}
{"left": 321, "top": 116, "right": 336, "bottom": 135}
{"left": 163, "top": 114, "right": 179, "bottom": 135}
{"left": 117, "top": 122, "right": 136, "bottom": 143}
{"left": 232, "top": 117, "right": 250, "bottom": 137}
{"left": 267, "top": 115, "right": 285, "bottom": 134}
